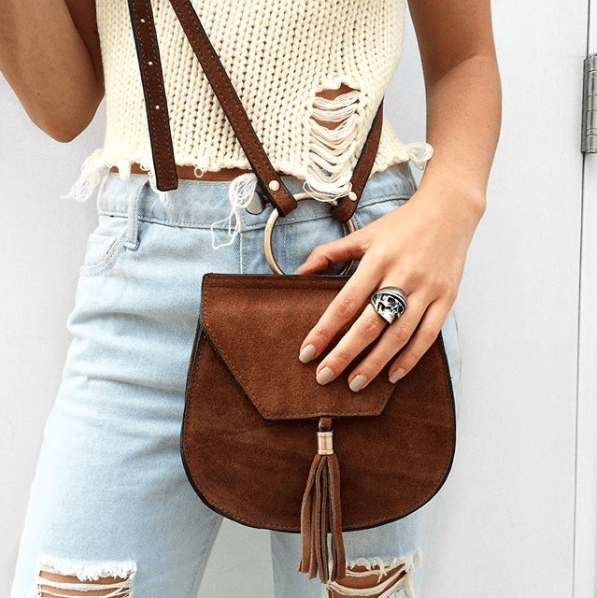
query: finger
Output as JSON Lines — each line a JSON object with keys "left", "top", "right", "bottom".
{"left": 313, "top": 303, "right": 387, "bottom": 385}
{"left": 386, "top": 301, "right": 449, "bottom": 383}
{"left": 295, "top": 231, "right": 366, "bottom": 275}
{"left": 298, "top": 253, "right": 382, "bottom": 361}
{"left": 344, "top": 292, "right": 429, "bottom": 391}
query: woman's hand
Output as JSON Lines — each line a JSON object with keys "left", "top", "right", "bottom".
{"left": 296, "top": 178, "right": 485, "bottom": 391}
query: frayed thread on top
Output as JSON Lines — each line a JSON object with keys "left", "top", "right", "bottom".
{"left": 61, "top": 151, "right": 168, "bottom": 204}
{"left": 145, "top": 167, "right": 170, "bottom": 205}
{"left": 403, "top": 142, "right": 433, "bottom": 170}
{"left": 304, "top": 89, "right": 362, "bottom": 203}
{"left": 61, "top": 149, "right": 107, "bottom": 202}
{"left": 209, "top": 172, "right": 258, "bottom": 249}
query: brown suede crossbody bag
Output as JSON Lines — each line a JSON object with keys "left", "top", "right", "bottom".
{"left": 126, "top": 0, "right": 456, "bottom": 584}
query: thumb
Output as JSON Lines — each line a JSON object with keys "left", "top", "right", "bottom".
{"left": 295, "top": 233, "right": 365, "bottom": 275}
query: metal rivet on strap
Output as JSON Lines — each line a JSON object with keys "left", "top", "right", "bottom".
{"left": 140, "top": 18, "right": 146, "bottom": 23}
{"left": 268, "top": 180, "right": 280, "bottom": 192}
{"left": 317, "top": 431, "right": 333, "bottom": 455}
{"left": 148, "top": 61, "right": 153, "bottom": 66}
{"left": 155, "top": 105, "right": 160, "bottom": 110}
{"left": 348, "top": 191, "right": 357, "bottom": 201}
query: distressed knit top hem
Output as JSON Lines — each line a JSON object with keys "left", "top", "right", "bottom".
{"left": 64, "top": 0, "right": 433, "bottom": 203}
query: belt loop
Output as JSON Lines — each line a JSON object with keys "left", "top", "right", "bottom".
{"left": 124, "top": 179, "right": 144, "bottom": 250}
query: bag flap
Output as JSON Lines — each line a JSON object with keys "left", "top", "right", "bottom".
{"left": 198, "top": 273, "right": 397, "bottom": 420}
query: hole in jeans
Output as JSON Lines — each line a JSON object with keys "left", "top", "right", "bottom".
{"left": 325, "top": 553, "right": 421, "bottom": 598}
{"left": 36, "top": 559, "right": 135, "bottom": 598}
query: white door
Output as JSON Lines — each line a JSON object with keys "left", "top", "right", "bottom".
{"left": 416, "top": 0, "right": 593, "bottom": 595}
{"left": 574, "top": 1, "right": 597, "bottom": 596}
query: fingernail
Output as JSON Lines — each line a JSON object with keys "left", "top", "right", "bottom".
{"left": 349, "top": 374, "right": 369, "bottom": 393}
{"left": 316, "top": 366, "right": 335, "bottom": 385}
{"left": 389, "top": 368, "right": 405, "bottom": 384}
{"left": 299, "top": 344, "right": 317, "bottom": 363}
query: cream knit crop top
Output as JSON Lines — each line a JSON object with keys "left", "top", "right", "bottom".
{"left": 65, "top": 0, "right": 432, "bottom": 203}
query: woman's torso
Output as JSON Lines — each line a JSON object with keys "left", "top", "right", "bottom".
{"left": 66, "top": 0, "right": 431, "bottom": 200}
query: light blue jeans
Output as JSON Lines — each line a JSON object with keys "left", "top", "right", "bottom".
{"left": 11, "top": 163, "right": 460, "bottom": 598}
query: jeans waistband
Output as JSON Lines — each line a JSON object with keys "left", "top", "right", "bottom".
{"left": 96, "top": 163, "right": 417, "bottom": 232}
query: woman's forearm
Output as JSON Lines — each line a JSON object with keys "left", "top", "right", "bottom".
{"left": 417, "top": 51, "right": 502, "bottom": 219}
{"left": 0, "top": 0, "right": 103, "bottom": 141}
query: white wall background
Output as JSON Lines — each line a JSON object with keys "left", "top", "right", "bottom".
{"left": 0, "top": 2, "right": 590, "bottom": 597}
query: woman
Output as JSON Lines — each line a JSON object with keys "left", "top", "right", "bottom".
{"left": 1, "top": 0, "right": 500, "bottom": 596}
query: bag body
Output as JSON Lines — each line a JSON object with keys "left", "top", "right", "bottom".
{"left": 182, "top": 274, "right": 456, "bottom": 534}
{"left": 181, "top": 272, "right": 456, "bottom": 581}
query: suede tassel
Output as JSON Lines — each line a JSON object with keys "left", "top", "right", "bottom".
{"left": 298, "top": 418, "right": 346, "bottom": 583}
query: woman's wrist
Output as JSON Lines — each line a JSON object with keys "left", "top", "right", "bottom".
{"left": 414, "top": 164, "right": 487, "bottom": 220}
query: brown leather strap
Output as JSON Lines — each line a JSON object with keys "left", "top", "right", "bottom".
{"left": 126, "top": 0, "right": 296, "bottom": 215}
{"left": 165, "top": 0, "right": 299, "bottom": 216}
{"left": 126, "top": 0, "right": 383, "bottom": 220}
{"left": 125, "top": 0, "right": 178, "bottom": 192}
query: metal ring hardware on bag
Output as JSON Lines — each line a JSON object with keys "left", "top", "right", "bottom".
{"left": 263, "top": 193, "right": 357, "bottom": 276}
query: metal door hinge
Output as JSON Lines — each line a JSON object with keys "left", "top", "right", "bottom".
{"left": 582, "top": 54, "right": 597, "bottom": 153}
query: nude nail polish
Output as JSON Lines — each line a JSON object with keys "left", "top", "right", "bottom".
{"left": 299, "top": 344, "right": 317, "bottom": 363}
{"left": 316, "top": 366, "right": 335, "bottom": 385}
{"left": 389, "top": 368, "right": 405, "bottom": 384}
{"left": 349, "top": 374, "right": 369, "bottom": 392}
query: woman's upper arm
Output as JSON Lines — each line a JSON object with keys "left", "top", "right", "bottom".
{"left": 407, "top": 0, "right": 498, "bottom": 85}
{"left": 65, "top": 0, "right": 104, "bottom": 91}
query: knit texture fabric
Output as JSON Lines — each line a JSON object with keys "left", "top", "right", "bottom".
{"left": 65, "top": 0, "right": 433, "bottom": 202}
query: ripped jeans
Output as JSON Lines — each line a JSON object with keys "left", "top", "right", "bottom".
{"left": 11, "top": 163, "right": 461, "bottom": 598}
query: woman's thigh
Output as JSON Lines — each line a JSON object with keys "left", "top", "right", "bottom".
{"left": 11, "top": 174, "right": 245, "bottom": 598}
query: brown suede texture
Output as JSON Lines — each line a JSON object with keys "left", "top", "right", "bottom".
{"left": 181, "top": 274, "right": 456, "bottom": 532}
